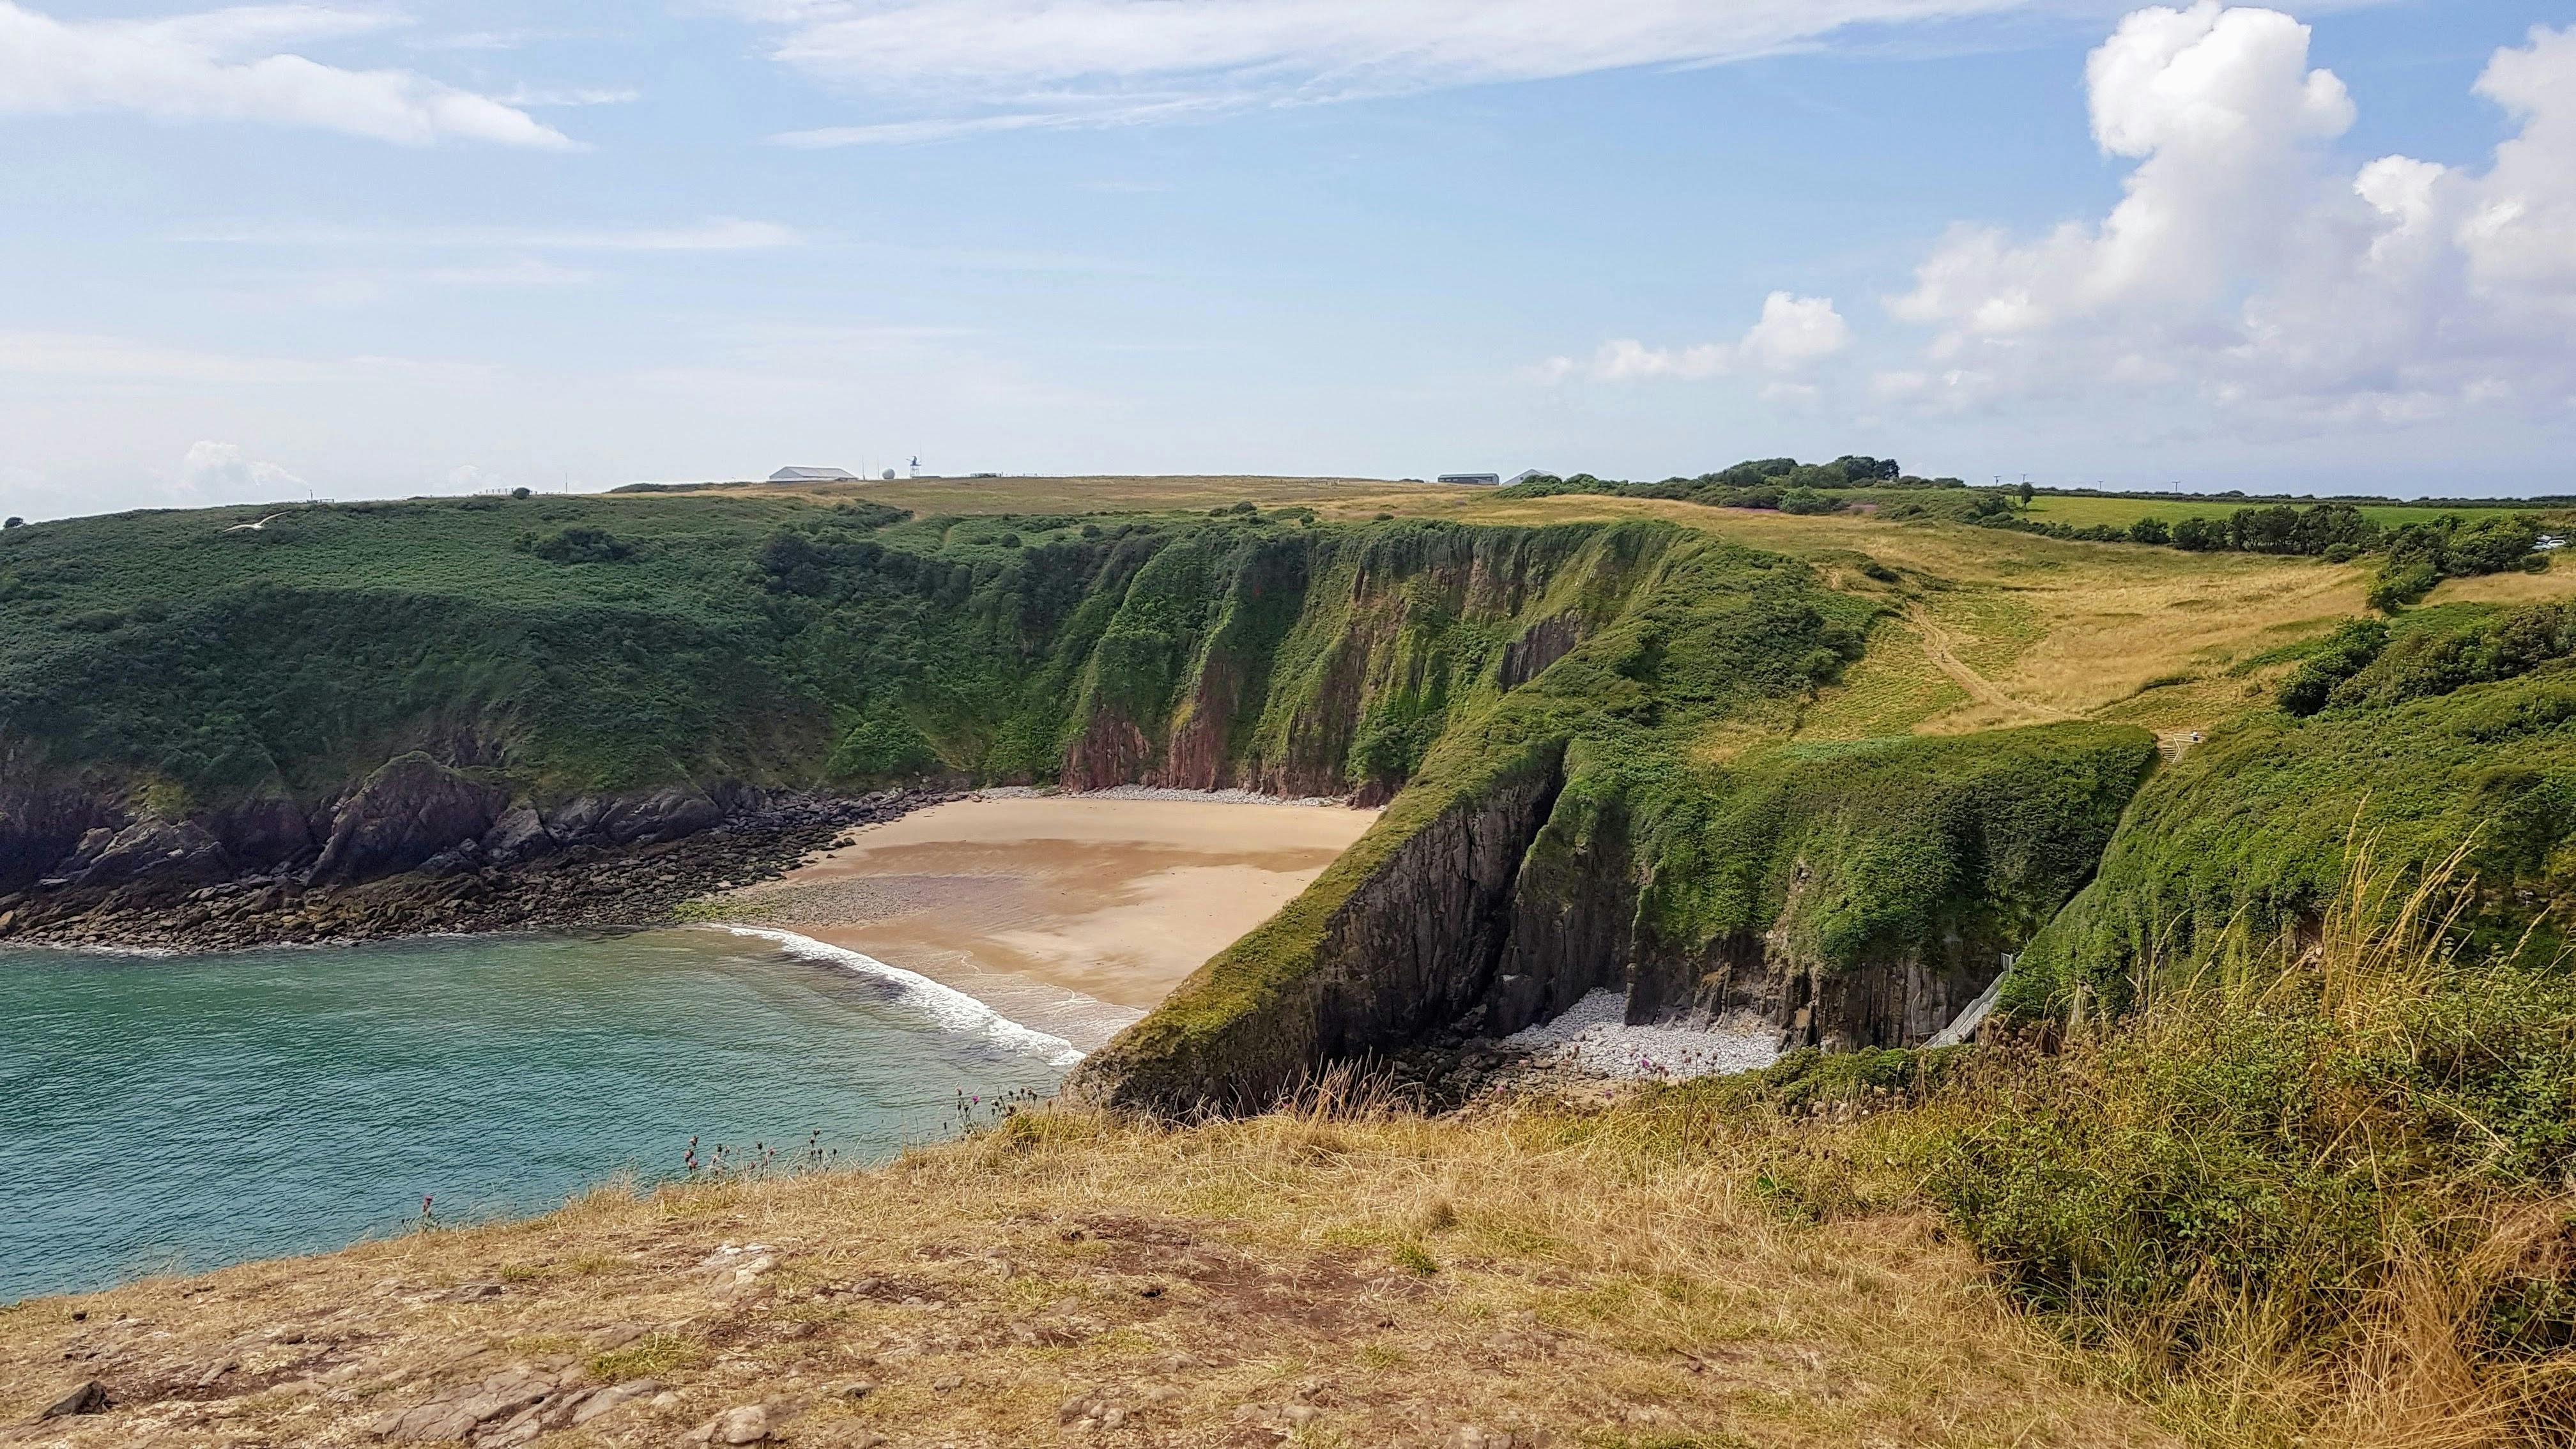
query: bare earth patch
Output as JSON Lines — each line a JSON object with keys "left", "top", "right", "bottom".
{"left": 0, "top": 1107, "right": 2169, "bottom": 1449}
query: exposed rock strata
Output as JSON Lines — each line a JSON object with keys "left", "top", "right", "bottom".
{"left": 0, "top": 787, "right": 944, "bottom": 954}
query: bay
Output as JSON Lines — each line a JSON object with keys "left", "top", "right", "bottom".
{"left": 0, "top": 929, "right": 1071, "bottom": 1302}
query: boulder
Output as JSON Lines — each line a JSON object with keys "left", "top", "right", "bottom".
{"left": 50, "top": 818, "right": 231, "bottom": 889}
{"left": 313, "top": 755, "right": 508, "bottom": 882}
{"left": 37, "top": 1379, "right": 108, "bottom": 1420}
{"left": 478, "top": 805, "right": 555, "bottom": 865}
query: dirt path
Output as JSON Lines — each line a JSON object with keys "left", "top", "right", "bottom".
{"left": 1902, "top": 603, "right": 2071, "bottom": 725}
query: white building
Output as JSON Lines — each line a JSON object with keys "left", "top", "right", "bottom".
{"left": 769, "top": 466, "right": 858, "bottom": 483}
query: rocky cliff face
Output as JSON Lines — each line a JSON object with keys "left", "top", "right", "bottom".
{"left": 1071, "top": 720, "right": 2158, "bottom": 1116}
{"left": 1064, "top": 743, "right": 1569, "bottom": 1112}
{"left": 0, "top": 731, "right": 882, "bottom": 949}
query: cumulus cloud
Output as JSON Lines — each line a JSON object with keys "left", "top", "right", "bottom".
{"left": 0, "top": 2, "right": 574, "bottom": 147}
{"left": 735, "top": 0, "right": 2039, "bottom": 139}
{"left": 180, "top": 440, "right": 304, "bottom": 497}
{"left": 1883, "top": 4, "right": 2576, "bottom": 429}
{"left": 1738, "top": 293, "right": 1852, "bottom": 372}
{"left": 1538, "top": 293, "right": 1848, "bottom": 387}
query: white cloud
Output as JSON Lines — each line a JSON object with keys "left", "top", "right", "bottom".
{"left": 2462, "top": 24, "right": 2576, "bottom": 307}
{"left": 0, "top": 1, "right": 573, "bottom": 147}
{"left": 1540, "top": 294, "right": 1848, "bottom": 386}
{"left": 737, "top": 0, "right": 2043, "bottom": 137}
{"left": 1883, "top": 5, "right": 2576, "bottom": 430}
{"left": 1590, "top": 338, "right": 1729, "bottom": 382}
{"left": 1738, "top": 292, "right": 1851, "bottom": 371}
{"left": 180, "top": 440, "right": 303, "bottom": 496}
{"left": 178, "top": 218, "right": 804, "bottom": 251}
{"left": 498, "top": 86, "right": 641, "bottom": 108}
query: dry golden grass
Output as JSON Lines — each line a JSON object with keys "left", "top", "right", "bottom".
{"left": 1402, "top": 492, "right": 2413, "bottom": 740}
{"left": 618, "top": 475, "right": 2576, "bottom": 746}
{"left": 0, "top": 1101, "right": 2172, "bottom": 1448}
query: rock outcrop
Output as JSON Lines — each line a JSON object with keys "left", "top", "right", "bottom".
{"left": 1073, "top": 721, "right": 2158, "bottom": 1115}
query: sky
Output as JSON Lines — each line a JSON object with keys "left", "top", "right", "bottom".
{"left": 2, "top": 0, "right": 2572, "bottom": 520}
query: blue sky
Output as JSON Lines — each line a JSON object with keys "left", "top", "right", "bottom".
{"left": 3, "top": 0, "right": 2572, "bottom": 519}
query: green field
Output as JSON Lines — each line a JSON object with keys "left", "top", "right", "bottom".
{"left": 2018, "top": 492, "right": 2557, "bottom": 530}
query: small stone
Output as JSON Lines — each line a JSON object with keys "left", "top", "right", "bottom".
{"left": 39, "top": 1379, "right": 109, "bottom": 1419}
{"left": 566, "top": 1378, "right": 660, "bottom": 1427}
{"left": 840, "top": 1381, "right": 877, "bottom": 1399}
{"left": 586, "top": 1321, "right": 648, "bottom": 1351}
{"left": 649, "top": 1391, "right": 683, "bottom": 1410}
{"left": 689, "top": 1403, "right": 770, "bottom": 1444}
{"left": 931, "top": 1373, "right": 963, "bottom": 1392}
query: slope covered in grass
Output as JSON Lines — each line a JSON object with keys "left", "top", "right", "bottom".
{"left": 0, "top": 1089, "right": 2173, "bottom": 1449}
{"left": 2007, "top": 664, "right": 2576, "bottom": 1020}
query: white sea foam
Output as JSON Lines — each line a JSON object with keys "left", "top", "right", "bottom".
{"left": 1504, "top": 988, "right": 1779, "bottom": 1081}
{"left": 712, "top": 926, "right": 1087, "bottom": 1068}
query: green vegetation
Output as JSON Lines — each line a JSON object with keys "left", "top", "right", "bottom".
{"left": 1504, "top": 463, "right": 2566, "bottom": 606}
{"left": 1610, "top": 723, "right": 2156, "bottom": 970}
{"left": 2005, "top": 663, "right": 2576, "bottom": 1022}
{"left": 1725, "top": 847, "right": 2576, "bottom": 1445}
{"left": 1081, "top": 529, "right": 2156, "bottom": 1100}
{"left": 2367, "top": 512, "right": 2556, "bottom": 610}
{"left": 0, "top": 496, "right": 1602, "bottom": 808}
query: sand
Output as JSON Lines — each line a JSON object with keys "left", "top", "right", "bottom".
{"left": 717, "top": 792, "right": 1379, "bottom": 1052}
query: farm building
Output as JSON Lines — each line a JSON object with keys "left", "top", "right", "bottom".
{"left": 769, "top": 466, "right": 858, "bottom": 482}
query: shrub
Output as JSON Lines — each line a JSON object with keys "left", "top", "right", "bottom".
{"left": 2276, "top": 618, "right": 2389, "bottom": 716}
{"left": 523, "top": 526, "right": 636, "bottom": 564}
{"left": 1923, "top": 849, "right": 2576, "bottom": 1438}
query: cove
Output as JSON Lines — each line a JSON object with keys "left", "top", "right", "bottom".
{"left": 0, "top": 930, "right": 1069, "bottom": 1303}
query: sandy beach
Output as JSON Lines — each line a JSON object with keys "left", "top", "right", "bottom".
{"left": 716, "top": 792, "right": 1379, "bottom": 1050}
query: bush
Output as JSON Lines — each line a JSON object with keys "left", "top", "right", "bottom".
{"left": 2275, "top": 618, "right": 2389, "bottom": 716}
{"left": 2372, "top": 514, "right": 2549, "bottom": 613}
{"left": 2367, "top": 560, "right": 2442, "bottom": 613}
{"left": 523, "top": 526, "right": 636, "bottom": 564}
{"left": 1923, "top": 852, "right": 2576, "bottom": 1436}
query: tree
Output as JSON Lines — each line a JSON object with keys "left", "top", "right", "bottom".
{"left": 2171, "top": 517, "right": 2229, "bottom": 551}
{"left": 1, "top": 517, "right": 20, "bottom": 529}
{"left": 510, "top": 487, "right": 532, "bottom": 500}
{"left": 2017, "top": 481, "right": 2035, "bottom": 507}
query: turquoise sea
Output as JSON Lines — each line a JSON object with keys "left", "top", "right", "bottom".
{"left": 0, "top": 929, "right": 1075, "bottom": 1303}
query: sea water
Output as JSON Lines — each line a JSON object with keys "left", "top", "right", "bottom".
{"left": 0, "top": 928, "right": 1075, "bottom": 1302}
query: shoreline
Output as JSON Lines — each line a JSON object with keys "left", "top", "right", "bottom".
{"left": 0, "top": 790, "right": 954, "bottom": 956}
{"left": 698, "top": 792, "right": 1382, "bottom": 1046}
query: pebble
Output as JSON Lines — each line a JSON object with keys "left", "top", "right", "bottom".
{"left": 689, "top": 1404, "right": 771, "bottom": 1444}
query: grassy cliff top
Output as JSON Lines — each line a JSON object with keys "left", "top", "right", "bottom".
{"left": 0, "top": 1094, "right": 2169, "bottom": 1449}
